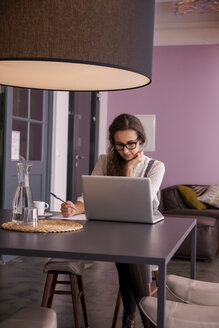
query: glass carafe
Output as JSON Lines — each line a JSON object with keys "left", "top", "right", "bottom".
{"left": 12, "top": 162, "right": 33, "bottom": 225}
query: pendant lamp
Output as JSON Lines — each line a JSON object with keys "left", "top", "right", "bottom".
{"left": 0, "top": 0, "right": 155, "bottom": 91}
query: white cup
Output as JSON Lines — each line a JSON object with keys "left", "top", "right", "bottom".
{"left": 33, "top": 201, "right": 49, "bottom": 216}
{"left": 23, "top": 207, "right": 38, "bottom": 227}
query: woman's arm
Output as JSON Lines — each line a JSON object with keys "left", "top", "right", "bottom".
{"left": 147, "top": 161, "right": 165, "bottom": 200}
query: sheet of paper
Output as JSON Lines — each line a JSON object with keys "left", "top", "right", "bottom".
{"left": 49, "top": 213, "right": 87, "bottom": 221}
{"left": 11, "top": 130, "right": 20, "bottom": 161}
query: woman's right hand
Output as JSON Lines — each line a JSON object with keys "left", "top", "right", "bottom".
{"left": 125, "top": 150, "right": 144, "bottom": 176}
{"left": 61, "top": 201, "right": 77, "bottom": 218}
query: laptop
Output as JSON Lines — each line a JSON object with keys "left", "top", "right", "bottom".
{"left": 81, "top": 175, "right": 164, "bottom": 224}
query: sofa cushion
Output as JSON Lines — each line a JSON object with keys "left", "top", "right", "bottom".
{"left": 177, "top": 185, "right": 207, "bottom": 210}
{"left": 198, "top": 185, "right": 219, "bottom": 208}
{"left": 162, "top": 185, "right": 187, "bottom": 210}
{"left": 164, "top": 208, "right": 219, "bottom": 236}
{"left": 164, "top": 208, "right": 219, "bottom": 220}
{"left": 164, "top": 211, "right": 217, "bottom": 226}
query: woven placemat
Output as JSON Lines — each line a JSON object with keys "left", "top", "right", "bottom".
{"left": 1, "top": 220, "right": 83, "bottom": 233}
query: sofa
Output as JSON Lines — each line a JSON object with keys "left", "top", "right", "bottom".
{"left": 159, "top": 184, "right": 219, "bottom": 260}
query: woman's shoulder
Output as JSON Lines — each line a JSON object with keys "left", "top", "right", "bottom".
{"left": 97, "top": 154, "right": 108, "bottom": 163}
{"left": 92, "top": 154, "right": 108, "bottom": 176}
{"left": 143, "top": 155, "right": 165, "bottom": 170}
{"left": 140, "top": 155, "right": 165, "bottom": 179}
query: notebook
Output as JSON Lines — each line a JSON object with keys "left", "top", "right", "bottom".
{"left": 81, "top": 175, "right": 164, "bottom": 224}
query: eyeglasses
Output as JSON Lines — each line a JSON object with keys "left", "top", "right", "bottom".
{"left": 114, "top": 138, "right": 139, "bottom": 151}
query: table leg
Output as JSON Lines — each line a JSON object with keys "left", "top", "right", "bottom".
{"left": 190, "top": 224, "right": 197, "bottom": 279}
{"left": 157, "top": 262, "right": 166, "bottom": 328}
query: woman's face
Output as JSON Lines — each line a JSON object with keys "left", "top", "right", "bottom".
{"left": 113, "top": 129, "right": 142, "bottom": 161}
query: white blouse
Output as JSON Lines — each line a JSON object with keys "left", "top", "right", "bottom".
{"left": 77, "top": 154, "right": 165, "bottom": 209}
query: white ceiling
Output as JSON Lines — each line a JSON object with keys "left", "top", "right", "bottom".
{"left": 154, "top": 0, "right": 219, "bottom": 45}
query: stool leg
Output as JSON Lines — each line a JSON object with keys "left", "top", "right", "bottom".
{"left": 70, "top": 274, "right": 80, "bottom": 328}
{"left": 148, "top": 283, "right": 152, "bottom": 296}
{"left": 47, "top": 273, "right": 58, "bottom": 307}
{"left": 77, "top": 275, "right": 89, "bottom": 327}
{"left": 111, "top": 290, "right": 122, "bottom": 328}
{"left": 41, "top": 272, "right": 56, "bottom": 307}
{"left": 148, "top": 271, "right": 159, "bottom": 297}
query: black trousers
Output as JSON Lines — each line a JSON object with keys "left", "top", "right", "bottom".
{"left": 116, "top": 263, "right": 149, "bottom": 315}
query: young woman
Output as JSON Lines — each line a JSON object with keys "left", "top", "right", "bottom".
{"left": 61, "top": 113, "right": 165, "bottom": 328}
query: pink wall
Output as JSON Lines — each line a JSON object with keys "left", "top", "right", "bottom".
{"left": 107, "top": 45, "right": 219, "bottom": 188}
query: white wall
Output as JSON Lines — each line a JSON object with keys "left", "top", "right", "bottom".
{"left": 98, "top": 92, "right": 108, "bottom": 156}
{"left": 50, "top": 91, "right": 69, "bottom": 211}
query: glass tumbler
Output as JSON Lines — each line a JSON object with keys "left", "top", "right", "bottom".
{"left": 23, "top": 207, "right": 38, "bottom": 228}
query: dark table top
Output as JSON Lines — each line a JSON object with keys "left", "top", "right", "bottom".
{"left": 0, "top": 209, "right": 196, "bottom": 265}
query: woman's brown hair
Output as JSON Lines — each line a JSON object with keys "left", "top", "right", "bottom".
{"left": 107, "top": 113, "right": 146, "bottom": 176}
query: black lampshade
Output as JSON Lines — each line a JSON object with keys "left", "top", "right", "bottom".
{"left": 0, "top": 0, "right": 155, "bottom": 91}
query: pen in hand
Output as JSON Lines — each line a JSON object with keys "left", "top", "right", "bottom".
{"left": 50, "top": 192, "right": 65, "bottom": 203}
{"left": 50, "top": 192, "right": 76, "bottom": 210}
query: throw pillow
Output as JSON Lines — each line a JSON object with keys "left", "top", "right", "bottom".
{"left": 177, "top": 185, "right": 207, "bottom": 210}
{"left": 190, "top": 185, "right": 209, "bottom": 196}
{"left": 198, "top": 185, "right": 219, "bottom": 208}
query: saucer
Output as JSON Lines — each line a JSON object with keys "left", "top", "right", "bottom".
{"left": 38, "top": 212, "right": 53, "bottom": 217}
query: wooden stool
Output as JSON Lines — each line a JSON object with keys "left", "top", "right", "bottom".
{"left": 41, "top": 259, "right": 88, "bottom": 328}
{"left": 112, "top": 267, "right": 158, "bottom": 328}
